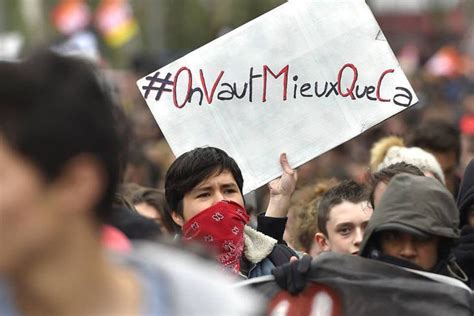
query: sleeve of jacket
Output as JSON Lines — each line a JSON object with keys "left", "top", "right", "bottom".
{"left": 256, "top": 213, "right": 288, "bottom": 244}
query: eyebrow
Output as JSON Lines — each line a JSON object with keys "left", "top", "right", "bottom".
{"left": 193, "top": 182, "right": 238, "bottom": 192}
{"left": 192, "top": 185, "right": 211, "bottom": 193}
{"left": 335, "top": 222, "right": 355, "bottom": 228}
{"left": 221, "top": 183, "right": 238, "bottom": 189}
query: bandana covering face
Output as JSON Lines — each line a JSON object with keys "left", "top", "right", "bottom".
{"left": 182, "top": 200, "right": 250, "bottom": 274}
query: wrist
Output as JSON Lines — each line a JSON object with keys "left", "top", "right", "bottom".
{"left": 266, "top": 195, "right": 291, "bottom": 217}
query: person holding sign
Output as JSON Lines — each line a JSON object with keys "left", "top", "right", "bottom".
{"left": 165, "top": 147, "right": 298, "bottom": 278}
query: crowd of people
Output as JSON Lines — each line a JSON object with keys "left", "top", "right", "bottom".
{"left": 0, "top": 35, "right": 473, "bottom": 315}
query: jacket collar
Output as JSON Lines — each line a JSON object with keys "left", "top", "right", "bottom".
{"left": 243, "top": 225, "right": 277, "bottom": 264}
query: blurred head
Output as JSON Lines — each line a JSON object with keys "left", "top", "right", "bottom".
{"left": 409, "top": 120, "right": 460, "bottom": 195}
{"left": 368, "top": 162, "right": 424, "bottom": 208}
{"left": 377, "top": 146, "right": 445, "bottom": 185}
{"left": 0, "top": 51, "right": 122, "bottom": 274}
{"left": 124, "top": 146, "right": 161, "bottom": 187}
{"left": 164, "top": 147, "right": 244, "bottom": 227}
{"left": 285, "top": 179, "right": 338, "bottom": 254}
{"left": 107, "top": 194, "right": 162, "bottom": 242}
{"left": 315, "top": 180, "right": 372, "bottom": 255}
{"left": 131, "top": 187, "right": 180, "bottom": 235}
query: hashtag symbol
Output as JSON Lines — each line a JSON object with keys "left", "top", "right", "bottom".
{"left": 141, "top": 71, "right": 174, "bottom": 101}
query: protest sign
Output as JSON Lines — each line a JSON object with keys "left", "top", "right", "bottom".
{"left": 137, "top": 0, "right": 418, "bottom": 194}
{"left": 240, "top": 253, "right": 472, "bottom": 316}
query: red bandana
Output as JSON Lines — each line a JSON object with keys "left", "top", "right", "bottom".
{"left": 182, "top": 200, "right": 249, "bottom": 274}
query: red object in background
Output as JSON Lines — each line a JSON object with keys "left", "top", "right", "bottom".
{"left": 52, "top": 0, "right": 91, "bottom": 35}
{"left": 460, "top": 115, "right": 474, "bottom": 135}
{"left": 101, "top": 224, "right": 132, "bottom": 253}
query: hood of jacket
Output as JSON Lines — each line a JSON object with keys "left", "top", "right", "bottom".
{"left": 360, "top": 173, "right": 460, "bottom": 264}
{"left": 456, "top": 159, "right": 474, "bottom": 228}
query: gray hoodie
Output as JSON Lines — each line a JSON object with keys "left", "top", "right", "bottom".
{"left": 360, "top": 174, "right": 462, "bottom": 277}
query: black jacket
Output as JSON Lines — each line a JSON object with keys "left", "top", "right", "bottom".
{"left": 457, "top": 159, "right": 474, "bottom": 228}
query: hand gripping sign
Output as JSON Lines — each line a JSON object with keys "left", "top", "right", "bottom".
{"left": 137, "top": 0, "right": 418, "bottom": 194}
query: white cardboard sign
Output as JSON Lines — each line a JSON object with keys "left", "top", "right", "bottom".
{"left": 137, "top": 0, "right": 418, "bottom": 194}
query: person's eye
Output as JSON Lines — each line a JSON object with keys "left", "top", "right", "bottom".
{"left": 382, "top": 232, "right": 398, "bottom": 242}
{"left": 224, "top": 188, "right": 237, "bottom": 194}
{"left": 338, "top": 227, "right": 351, "bottom": 236}
{"left": 414, "top": 236, "right": 435, "bottom": 245}
{"left": 196, "top": 192, "right": 210, "bottom": 198}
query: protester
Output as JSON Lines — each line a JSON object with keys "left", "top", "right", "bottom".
{"left": 107, "top": 193, "right": 163, "bottom": 241}
{"left": 255, "top": 153, "right": 300, "bottom": 245}
{"left": 267, "top": 177, "right": 473, "bottom": 312}
{"left": 314, "top": 180, "right": 373, "bottom": 255}
{"left": 124, "top": 145, "right": 162, "bottom": 188}
{"left": 408, "top": 120, "right": 461, "bottom": 196}
{"left": 360, "top": 174, "right": 468, "bottom": 283}
{"left": 367, "top": 162, "right": 424, "bottom": 208}
{"left": 0, "top": 51, "right": 262, "bottom": 315}
{"left": 129, "top": 185, "right": 181, "bottom": 235}
{"left": 370, "top": 135, "right": 446, "bottom": 184}
{"left": 164, "top": 146, "right": 297, "bottom": 278}
{"left": 285, "top": 179, "right": 338, "bottom": 256}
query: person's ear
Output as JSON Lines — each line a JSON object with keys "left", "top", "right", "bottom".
{"left": 50, "top": 154, "right": 106, "bottom": 215}
{"left": 171, "top": 211, "right": 184, "bottom": 227}
{"left": 315, "top": 232, "right": 331, "bottom": 251}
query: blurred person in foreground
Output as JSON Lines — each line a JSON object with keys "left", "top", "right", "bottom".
{"left": 0, "top": 51, "right": 261, "bottom": 315}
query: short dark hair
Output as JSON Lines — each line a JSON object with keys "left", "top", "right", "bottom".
{"left": 164, "top": 147, "right": 244, "bottom": 216}
{"left": 368, "top": 162, "right": 424, "bottom": 208}
{"left": 317, "top": 180, "right": 367, "bottom": 236}
{"left": 131, "top": 187, "right": 180, "bottom": 234}
{"left": 0, "top": 51, "right": 122, "bottom": 221}
{"left": 107, "top": 198, "right": 162, "bottom": 241}
{"left": 409, "top": 120, "right": 461, "bottom": 163}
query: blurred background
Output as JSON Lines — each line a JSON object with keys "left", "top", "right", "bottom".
{"left": 1, "top": 0, "right": 473, "bottom": 209}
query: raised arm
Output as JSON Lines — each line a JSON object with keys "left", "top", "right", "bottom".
{"left": 257, "top": 153, "right": 297, "bottom": 243}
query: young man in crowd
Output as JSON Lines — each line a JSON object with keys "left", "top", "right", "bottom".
{"left": 368, "top": 162, "right": 424, "bottom": 209}
{"left": 0, "top": 51, "right": 261, "bottom": 315}
{"left": 408, "top": 120, "right": 461, "bottom": 196}
{"left": 314, "top": 180, "right": 373, "bottom": 255}
{"left": 360, "top": 173, "right": 469, "bottom": 283}
{"left": 165, "top": 147, "right": 298, "bottom": 278}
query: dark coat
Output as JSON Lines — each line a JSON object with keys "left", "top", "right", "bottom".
{"left": 360, "top": 174, "right": 464, "bottom": 279}
{"left": 457, "top": 159, "right": 474, "bottom": 227}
